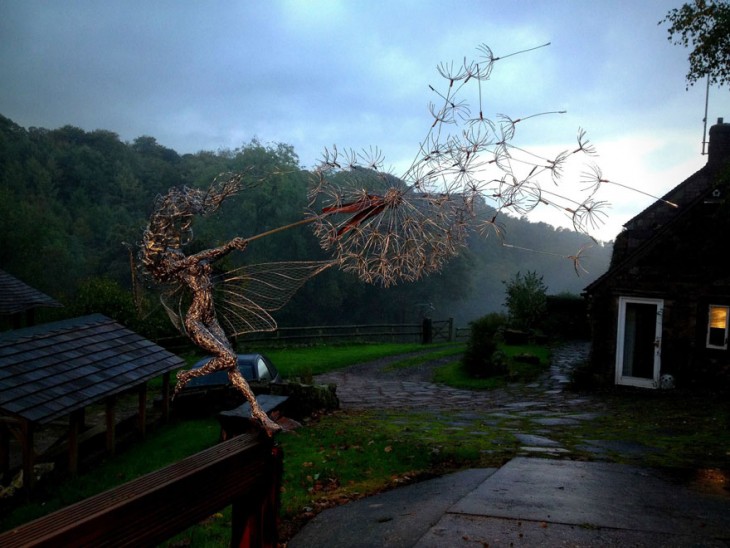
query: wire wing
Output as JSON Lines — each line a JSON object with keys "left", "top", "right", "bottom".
{"left": 159, "top": 284, "right": 189, "bottom": 336}
{"left": 215, "top": 260, "right": 335, "bottom": 336}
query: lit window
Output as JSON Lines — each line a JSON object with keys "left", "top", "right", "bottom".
{"left": 706, "top": 305, "right": 729, "bottom": 349}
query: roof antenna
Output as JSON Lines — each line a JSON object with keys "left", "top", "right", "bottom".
{"left": 702, "top": 75, "right": 710, "bottom": 155}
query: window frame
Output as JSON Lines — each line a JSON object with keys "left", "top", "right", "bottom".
{"left": 256, "top": 357, "right": 272, "bottom": 381}
{"left": 706, "top": 304, "right": 729, "bottom": 350}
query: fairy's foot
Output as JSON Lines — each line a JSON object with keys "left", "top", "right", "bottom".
{"left": 252, "top": 409, "right": 282, "bottom": 437}
{"left": 172, "top": 370, "right": 190, "bottom": 399}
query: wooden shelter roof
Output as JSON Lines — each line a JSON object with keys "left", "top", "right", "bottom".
{"left": 0, "top": 314, "right": 184, "bottom": 425}
{"left": 0, "top": 269, "right": 62, "bottom": 316}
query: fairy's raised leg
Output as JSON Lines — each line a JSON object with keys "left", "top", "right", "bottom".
{"left": 174, "top": 352, "right": 236, "bottom": 397}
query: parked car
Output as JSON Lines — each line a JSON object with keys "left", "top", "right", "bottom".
{"left": 173, "top": 353, "right": 282, "bottom": 414}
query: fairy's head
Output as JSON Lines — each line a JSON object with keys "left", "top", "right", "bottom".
{"left": 139, "top": 175, "right": 244, "bottom": 283}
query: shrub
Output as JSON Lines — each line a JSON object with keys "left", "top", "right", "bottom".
{"left": 503, "top": 270, "right": 547, "bottom": 331}
{"left": 462, "top": 313, "right": 508, "bottom": 378}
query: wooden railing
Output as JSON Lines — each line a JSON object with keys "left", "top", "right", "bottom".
{"left": 0, "top": 433, "right": 282, "bottom": 547}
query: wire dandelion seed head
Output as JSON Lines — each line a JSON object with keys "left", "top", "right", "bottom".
{"left": 308, "top": 41, "right": 617, "bottom": 282}
{"left": 464, "top": 57, "right": 493, "bottom": 82}
{"left": 580, "top": 163, "right": 604, "bottom": 195}
{"left": 493, "top": 142, "right": 512, "bottom": 172}
{"left": 436, "top": 60, "right": 468, "bottom": 83}
{"left": 428, "top": 99, "right": 458, "bottom": 127}
{"left": 308, "top": 163, "right": 471, "bottom": 286}
{"left": 506, "top": 179, "right": 543, "bottom": 216}
{"left": 478, "top": 215, "right": 508, "bottom": 240}
{"left": 575, "top": 128, "right": 597, "bottom": 156}
{"left": 497, "top": 113, "right": 518, "bottom": 142}
{"left": 548, "top": 151, "right": 570, "bottom": 184}
{"left": 358, "top": 146, "right": 386, "bottom": 171}
{"left": 461, "top": 124, "right": 495, "bottom": 153}
{"left": 566, "top": 243, "right": 593, "bottom": 276}
{"left": 476, "top": 43, "right": 498, "bottom": 67}
{"left": 571, "top": 198, "right": 610, "bottom": 233}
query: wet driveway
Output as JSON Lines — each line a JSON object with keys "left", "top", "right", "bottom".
{"left": 292, "top": 342, "right": 730, "bottom": 547}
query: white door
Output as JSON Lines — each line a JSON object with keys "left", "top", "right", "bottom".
{"left": 615, "top": 297, "right": 662, "bottom": 388}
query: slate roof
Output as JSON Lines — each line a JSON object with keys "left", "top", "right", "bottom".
{"left": 0, "top": 314, "right": 184, "bottom": 425}
{"left": 0, "top": 269, "right": 62, "bottom": 315}
{"left": 584, "top": 122, "right": 730, "bottom": 295}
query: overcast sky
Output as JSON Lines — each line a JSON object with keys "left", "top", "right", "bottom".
{"left": 2, "top": 0, "right": 728, "bottom": 243}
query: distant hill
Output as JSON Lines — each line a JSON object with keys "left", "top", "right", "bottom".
{"left": 0, "top": 114, "right": 611, "bottom": 330}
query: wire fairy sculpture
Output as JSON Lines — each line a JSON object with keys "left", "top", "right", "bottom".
{"left": 140, "top": 176, "right": 332, "bottom": 436}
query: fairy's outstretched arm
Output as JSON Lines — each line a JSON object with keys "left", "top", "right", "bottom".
{"left": 178, "top": 237, "right": 248, "bottom": 269}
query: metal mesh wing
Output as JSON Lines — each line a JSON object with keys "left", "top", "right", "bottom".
{"left": 159, "top": 284, "right": 189, "bottom": 336}
{"left": 215, "top": 260, "right": 334, "bottom": 336}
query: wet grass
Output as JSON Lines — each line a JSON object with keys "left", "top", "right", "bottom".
{"left": 382, "top": 344, "right": 466, "bottom": 371}
{"left": 278, "top": 409, "right": 516, "bottom": 513}
{"left": 557, "top": 391, "right": 730, "bottom": 469}
{"left": 264, "top": 341, "right": 459, "bottom": 378}
{"left": 433, "top": 343, "right": 551, "bottom": 389}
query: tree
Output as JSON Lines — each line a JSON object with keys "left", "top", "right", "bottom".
{"left": 503, "top": 271, "right": 547, "bottom": 331}
{"left": 660, "top": 0, "right": 730, "bottom": 88}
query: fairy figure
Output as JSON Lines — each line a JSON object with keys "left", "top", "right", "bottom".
{"left": 140, "top": 174, "right": 332, "bottom": 436}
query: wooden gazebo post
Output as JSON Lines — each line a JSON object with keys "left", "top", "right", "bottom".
{"left": 21, "top": 419, "right": 34, "bottom": 499}
{"left": 105, "top": 396, "right": 116, "bottom": 455}
{"left": 137, "top": 383, "right": 148, "bottom": 437}
{"left": 68, "top": 408, "right": 84, "bottom": 476}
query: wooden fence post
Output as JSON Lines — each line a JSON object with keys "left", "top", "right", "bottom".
{"left": 231, "top": 444, "right": 283, "bottom": 548}
{"left": 422, "top": 318, "right": 433, "bottom": 344}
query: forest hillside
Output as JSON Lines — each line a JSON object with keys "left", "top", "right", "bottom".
{"left": 0, "top": 114, "right": 613, "bottom": 333}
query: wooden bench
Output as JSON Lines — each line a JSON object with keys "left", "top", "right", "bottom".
{"left": 0, "top": 432, "right": 282, "bottom": 547}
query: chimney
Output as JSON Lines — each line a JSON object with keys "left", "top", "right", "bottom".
{"left": 708, "top": 117, "right": 730, "bottom": 168}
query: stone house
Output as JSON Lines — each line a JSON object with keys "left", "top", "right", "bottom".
{"left": 583, "top": 120, "right": 730, "bottom": 389}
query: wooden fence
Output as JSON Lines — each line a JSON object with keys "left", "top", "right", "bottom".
{"left": 158, "top": 318, "right": 470, "bottom": 352}
{"left": 242, "top": 318, "right": 468, "bottom": 346}
{"left": 0, "top": 433, "right": 282, "bottom": 547}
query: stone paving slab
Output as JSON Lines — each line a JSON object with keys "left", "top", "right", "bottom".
{"left": 287, "top": 468, "right": 498, "bottom": 548}
{"left": 418, "top": 514, "right": 728, "bottom": 547}
{"left": 441, "top": 457, "right": 730, "bottom": 542}
{"left": 291, "top": 457, "right": 730, "bottom": 547}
